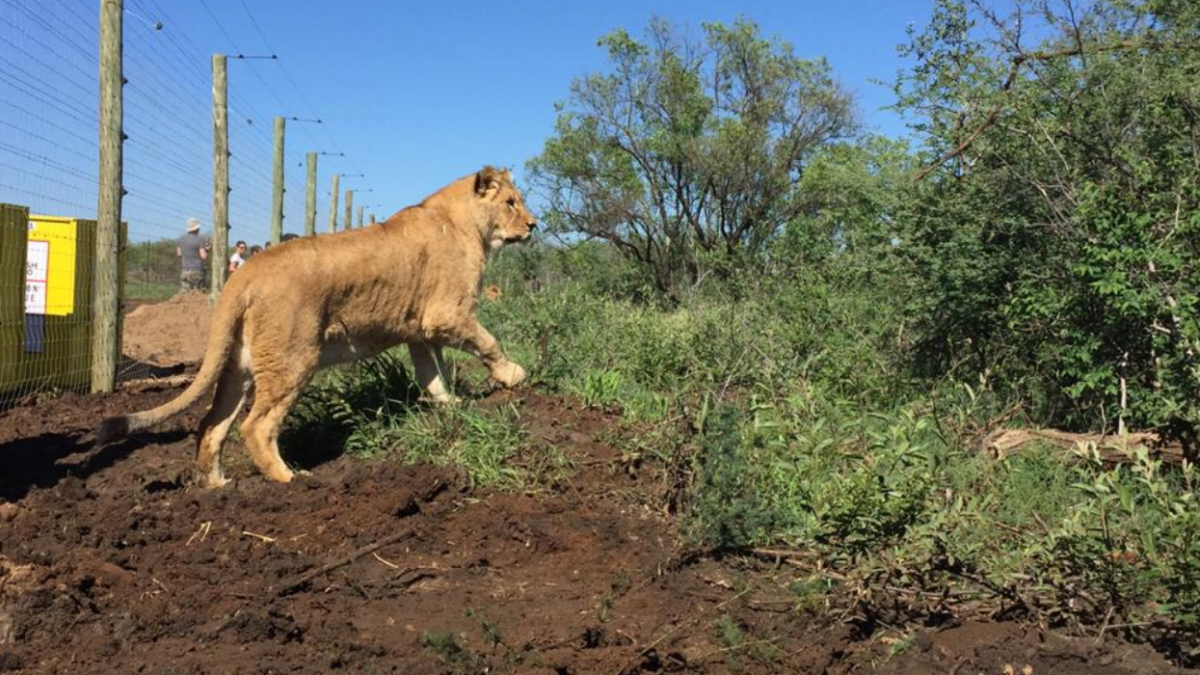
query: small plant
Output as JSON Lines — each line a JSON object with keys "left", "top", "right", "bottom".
{"left": 420, "top": 630, "right": 479, "bottom": 670}
{"left": 715, "top": 614, "right": 744, "bottom": 649}
{"left": 688, "top": 405, "right": 782, "bottom": 550}
{"left": 789, "top": 576, "right": 835, "bottom": 612}
{"left": 394, "top": 404, "right": 528, "bottom": 488}
{"left": 715, "top": 615, "right": 746, "bottom": 669}
{"left": 464, "top": 606, "right": 505, "bottom": 651}
{"left": 596, "top": 592, "right": 615, "bottom": 623}
{"left": 576, "top": 368, "right": 624, "bottom": 410}
{"left": 884, "top": 632, "right": 918, "bottom": 659}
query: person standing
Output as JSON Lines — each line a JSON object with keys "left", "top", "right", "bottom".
{"left": 229, "top": 240, "right": 248, "bottom": 273}
{"left": 176, "top": 217, "right": 208, "bottom": 291}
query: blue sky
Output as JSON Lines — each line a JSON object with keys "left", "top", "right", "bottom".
{"left": 207, "top": 0, "right": 932, "bottom": 205}
{"left": 1, "top": 0, "right": 934, "bottom": 245}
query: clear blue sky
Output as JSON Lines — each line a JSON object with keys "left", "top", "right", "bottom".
{"left": 1, "top": 0, "right": 934, "bottom": 245}
{"left": 166, "top": 0, "right": 933, "bottom": 212}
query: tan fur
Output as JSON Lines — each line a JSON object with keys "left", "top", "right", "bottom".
{"left": 98, "top": 167, "right": 537, "bottom": 487}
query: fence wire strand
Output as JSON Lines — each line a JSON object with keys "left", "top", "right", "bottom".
{"left": 0, "top": 0, "right": 348, "bottom": 404}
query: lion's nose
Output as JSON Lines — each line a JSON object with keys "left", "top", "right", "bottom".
{"left": 528, "top": 221, "right": 538, "bottom": 230}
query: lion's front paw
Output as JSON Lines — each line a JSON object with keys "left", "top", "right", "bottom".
{"left": 491, "top": 361, "right": 527, "bottom": 388}
{"left": 421, "top": 392, "right": 461, "bottom": 405}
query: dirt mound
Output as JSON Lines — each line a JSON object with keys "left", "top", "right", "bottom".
{"left": 868, "top": 621, "right": 1182, "bottom": 675}
{"left": 0, "top": 388, "right": 1192, "bottom": 674}
{"left": 122, "top": 291, "right": 212, "bottom": 366}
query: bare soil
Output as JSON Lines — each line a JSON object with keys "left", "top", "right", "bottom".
{"left": 0, "top": 385, "right": 1190, "bottom": 674}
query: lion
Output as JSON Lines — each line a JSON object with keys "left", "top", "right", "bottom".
{"left": 98, "top": 166, "right": 537, "bottom": 488}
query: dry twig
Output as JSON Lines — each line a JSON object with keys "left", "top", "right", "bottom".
{"left": 614, "top": 588, "right": 752, "bottom": 675}
{"left": 186, "top": 521, "right": 212, "bottom": 546}
{"left": 275, "top": 525, "right": 418, "bottom": 596}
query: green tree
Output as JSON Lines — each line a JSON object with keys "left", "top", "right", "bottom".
{"left": 775, "top": 135, "right": 914, "bottom": 276}
{"left": 528, "top": 17, "right": 855, "bottom": 299}
{"left": 895, "top": 0, "right": 1200, "bottom": 431}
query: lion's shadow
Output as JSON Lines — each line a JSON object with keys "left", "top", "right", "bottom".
{"left": 0, "top": 429, "right": 188, "bottom": 502}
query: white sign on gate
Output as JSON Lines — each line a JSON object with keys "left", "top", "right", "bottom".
{"left": 25, "top": 239, "right": 49, "bottom": 315}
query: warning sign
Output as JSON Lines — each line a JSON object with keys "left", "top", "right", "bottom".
{"left": 25, "top": 216, "right": 77, "bottom": 316}
{"left": 24, "top": 239, "right": 48, "bottom": 314}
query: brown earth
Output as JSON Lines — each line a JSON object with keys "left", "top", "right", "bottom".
{"left": 0, "top": 385, "right": 1191, "bottom": 675}
{"left": 122, "top": 291, "right": 212, "bottom": 367}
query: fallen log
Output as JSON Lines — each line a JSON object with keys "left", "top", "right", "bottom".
{"left": 118, "top": 374, "right": 194, "bottom": 393}
{"left": 986, "top": 428, "right": 1190, "bottom": 465}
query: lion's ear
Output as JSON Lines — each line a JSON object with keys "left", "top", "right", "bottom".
{"left": 474, "top": 166, "right": 502, "bottom": 197}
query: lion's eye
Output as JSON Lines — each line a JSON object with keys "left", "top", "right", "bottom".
{"left": 506, "top": 198, "right": 516, "bottom": 208}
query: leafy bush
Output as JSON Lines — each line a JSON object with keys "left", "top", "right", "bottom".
{"left": 281, "top": 351, "right": 421, "bottom": 464}
{"left": 894, "top": 0, "right": 1200, "bottom": 432}
{"left": 682, "top": 387, "right": 1200, "bottom": 656}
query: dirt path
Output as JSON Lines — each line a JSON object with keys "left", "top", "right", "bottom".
{"left": 0, "top": 387, "right": 1189, "bottom": 674}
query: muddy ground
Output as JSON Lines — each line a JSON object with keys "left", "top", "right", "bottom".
{"left": 0, "top": 383, "right": 1191, "bottom": 674}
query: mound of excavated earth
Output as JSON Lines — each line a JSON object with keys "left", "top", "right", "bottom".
{"left": 123, "top": 291, "right": 212, "bottom": 367}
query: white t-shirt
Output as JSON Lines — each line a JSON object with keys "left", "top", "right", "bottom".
{"left": 230, "top": 252, "right": 245, "bottom": 269}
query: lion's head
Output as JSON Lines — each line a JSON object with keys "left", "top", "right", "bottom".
{"left": 474, "top": 166, "right": 537, "bottom": 251}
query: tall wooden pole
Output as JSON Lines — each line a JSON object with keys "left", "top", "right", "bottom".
{"left": 370, "top": 213, "right": 376, "bottom": 224}
{"left": 328, "top": 173, "right": 339, "bottom": 232}
{"left": 270, "top": 116, "right": 285, "bottom": 244}
{"left": 344, "top": 189, "right": 353, "bottom": 231}
{"left": 211, "top": 54, "right": 229, "bottom": 300}
{"left": 304, "top": 151, "right": 317, "bottom": 236}
{"left": 92, "top": 0, "right": 123, "bottom": 393}
{"left": 357, "top": 206, "right": 363, "bottom": 228}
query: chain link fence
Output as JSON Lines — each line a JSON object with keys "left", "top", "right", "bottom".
{"left": 0, "top": 0, "right": 357, "bottom": 405}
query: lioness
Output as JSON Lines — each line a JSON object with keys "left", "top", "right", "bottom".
{"left": 99, "top": 166, "right": 536, "bottom": 487}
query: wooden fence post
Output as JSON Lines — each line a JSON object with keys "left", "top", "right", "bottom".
{"left": 370, "top": 213, "right": 376, "bottom": 224}
{"left": 328, "top": 173, "right": 339, "bottom": 232}
{"left": 344, "top": 190, "right": 353, "bottom": 231}
{"left": 211, "top": 53, "right": 228, "bottom": 300}
{"left": 357, "top": 206, "right": 363, "bottom": 228}
{"left": 270, "top": 116, "right": 285, "bottom": 244}
{"left": 92, "top": 0, "right": 123, "bottom": 393}
{"left": 304, "top": 152, "right": 316, "bottom": 236}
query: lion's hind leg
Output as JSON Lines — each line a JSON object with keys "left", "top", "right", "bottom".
{"left": 195, "top": 366, "right": 251, "bottom": 488}
{"left": 410, "top": 341, "right": 456, "bottom": 403}
{"left": 239, "top": 361, "right": 312, "bottom": 484}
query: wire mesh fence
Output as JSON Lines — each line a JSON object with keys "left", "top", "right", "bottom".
{"left": 0, "top": 0, "right": 363, "bottom": 405}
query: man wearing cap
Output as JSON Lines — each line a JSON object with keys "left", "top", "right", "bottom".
{"left": 176, "top": 217, "right": 208, "bottom": 292}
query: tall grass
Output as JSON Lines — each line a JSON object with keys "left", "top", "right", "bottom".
{"left": 283, "top": 351, "right": 566, "bottom": 489}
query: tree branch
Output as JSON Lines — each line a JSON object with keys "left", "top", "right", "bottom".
{"left": 911, "top": 38, "right": 1188, "bottom": 183}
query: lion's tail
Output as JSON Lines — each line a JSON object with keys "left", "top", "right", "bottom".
{"left": 97, "top": 288, "right": 246, "bottom": 444}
